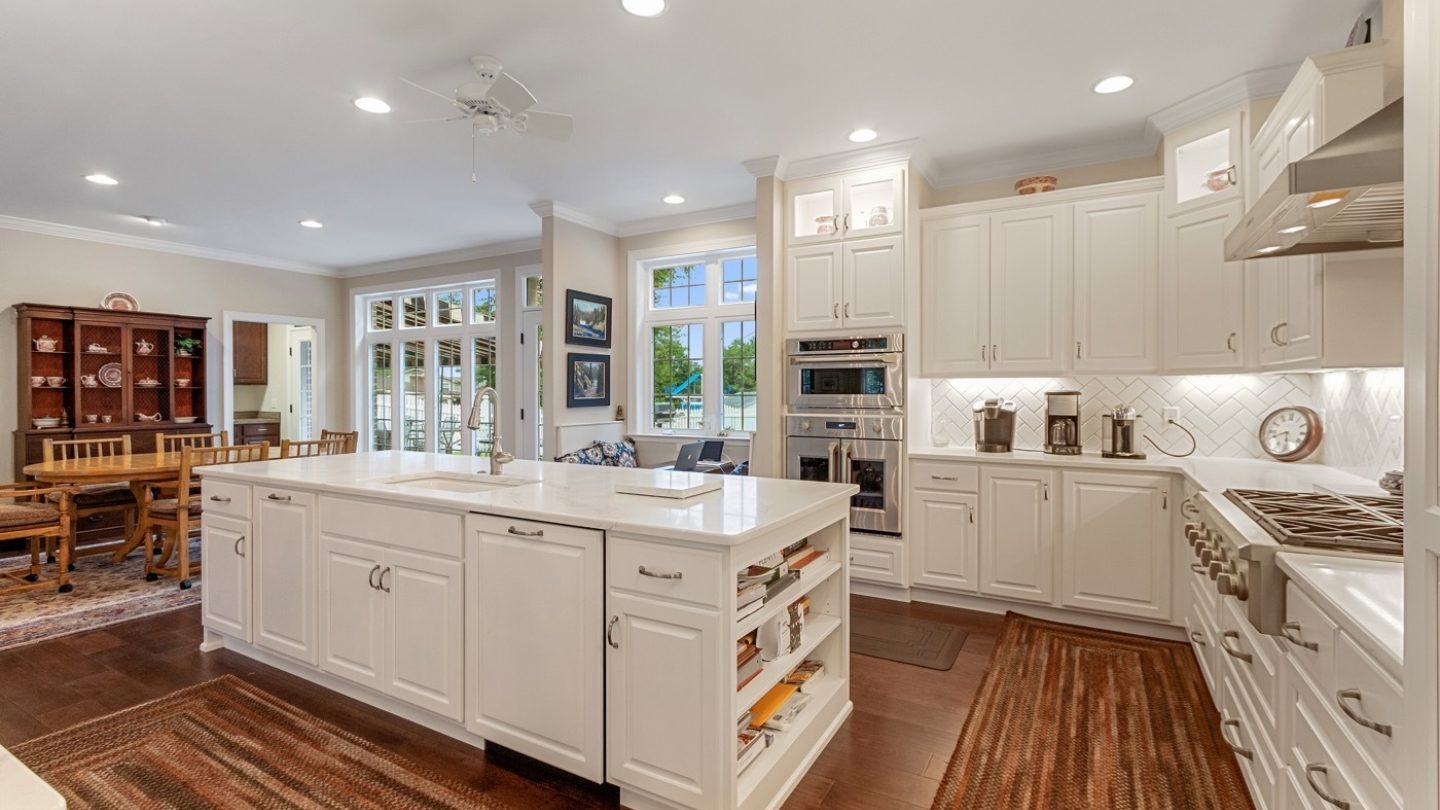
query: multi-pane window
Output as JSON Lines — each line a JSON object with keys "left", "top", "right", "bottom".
{"left": 359, "top": 280, "right": 501, "bottom": 456}
{"left": 524, "top": 276, "right": 544, "bottom": 308}
{"left": 640, "top": 247, "right": 758, "bottom": 435}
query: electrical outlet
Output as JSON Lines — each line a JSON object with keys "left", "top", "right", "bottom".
{"left": 1162, "top": 407, "right": 1180, "bottom": 424}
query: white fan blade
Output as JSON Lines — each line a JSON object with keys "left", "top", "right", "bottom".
{"left": 487, "top": 72, "right": 537, "bottom": 115}
{"left": 404, "top": 115, "right": 469, "bottom": 124}
{"left": 516, "top": 111, "right": 573, "bottom": 141}
{"left": 400, "top": 77, "right": 465, "bottom": 108}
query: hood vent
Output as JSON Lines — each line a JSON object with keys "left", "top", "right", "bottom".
{"left": 1225, "top": 98, "right": 1402, "bottom": 260}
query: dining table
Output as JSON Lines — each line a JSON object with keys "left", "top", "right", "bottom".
{"left": 24, "top": 452, "right": 187, "bottom": 563}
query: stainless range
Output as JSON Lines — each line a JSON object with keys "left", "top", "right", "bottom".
{"left": 1188, "top": 488, "right": 1403, "bottom": 635}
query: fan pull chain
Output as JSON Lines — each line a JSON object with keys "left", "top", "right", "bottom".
{"left": 471, "top": 121, "right": 478, "bottom": 183}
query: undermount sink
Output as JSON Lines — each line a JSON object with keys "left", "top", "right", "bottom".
{"left": 379, "top": 472, "right": 539, "bottom": 493}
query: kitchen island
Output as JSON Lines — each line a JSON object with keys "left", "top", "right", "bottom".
{"left": 197, "top": 452, "right": 857, "bottom": 810}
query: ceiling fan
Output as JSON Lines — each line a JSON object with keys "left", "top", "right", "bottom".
{"left": 403, "top": 54, "right": 574, "bottom": 179}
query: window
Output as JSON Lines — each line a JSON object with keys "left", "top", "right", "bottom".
{"left": 358, "top": 278, "right": 501, "bottom": 455}
{"left": 524, "top": 275, "right": 544, "bottom": 308}
{"left": 639, "top": 246, "right": 758, "bottom": 435}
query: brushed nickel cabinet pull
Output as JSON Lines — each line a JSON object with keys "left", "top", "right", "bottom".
{"left": 969, "top": 509, "right": 974, "bottom": 524}
{"left": 638, "top": 565, "right": 683, "bottom": 580}
{"left": 1075, "top": 341, "right": 1081, "bottom": 359}
{"left": 1269, "top": 324, "right": 1282, "bottom": 346}
{"left": 368, "top": 564, "right": 381, "bottom": 590}
{"left": 1042, "top": 483, "right": 1049, "bottom": 501}
{"left": 507, "top": 526, "right": 544, "bottom": 537}
{"left": 1277, "top": 321, "right": 1289, "bottom": 346}
{"left": 233, "top": 536, "right": 245, "bottom": 557}
{"left": 210, "top": 495, "right": 231, "bottom": 503}
{"left": 1304, "top": 763, "right": 1350, "bottom": 809}
{"left": 266, "top": 493, "right": 291, "bottom": 502}
{"left": 1190, "top": 563, "right": 1207, "bottom": 573}
{"left": 606, "top": 616, "right": 620, "bottom": 649}
{"left": 930, "top": 474, "right": 959, "bottom": 482}
{"left": 1219, "top": 630, "right": 1252, "bottom": 663}
{"left": 980, "top": 345, "right": 987, "bottom": 362}
{"left": 1189, "top": 630, "right": 1207, "bottom": 646}
{"left": 1281, "top": 621, "right": 1319, "bottom": 651}
{"left": 833, "top": 303, "right": 840, "bottom": 319}
{"left": 1226, "top": 332, "right": 1237, "bottom": 351}
{"left": 1336, "top": 688, "right": 1393, "bottom": 737}
{"left": 1219, "top": 718, "right": 1253, "bottom": 759}
{"left": 378, "top": 566, "right": 392, "bottom": 593}
{"left": 843, "top": 213, "right": 850, "bottom": 234}
{"left": 844, "top": 302, "right": 851, "bottom": 318}
{"left": 1162, "top": 490, "right": 1168, "bottom": 510}
{"left": 991, "top": 344, "right": 998, "bottom": 361}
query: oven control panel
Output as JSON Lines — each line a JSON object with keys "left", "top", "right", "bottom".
{"left": 786, "top": 333, "right": 903, "bottom": 356}
{"left": 786, "top": 413, "right": 903, "bottom": 441}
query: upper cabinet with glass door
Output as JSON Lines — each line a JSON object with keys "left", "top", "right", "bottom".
{"left": 785, "top": 165, "right": 905, "bottom": 246}
{"left": 1163, "top": 111, "right": 1245, "bottom": 216}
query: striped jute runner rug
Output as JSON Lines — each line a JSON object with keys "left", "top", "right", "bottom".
{"left": 13, "top": 675, "right": 514, "bottom": 809}
{"left": 932, "top": 614, "right": 1253, "bottom": 810}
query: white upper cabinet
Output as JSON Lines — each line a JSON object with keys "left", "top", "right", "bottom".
{"left": 1162, "top": 200, "right": 1246, "bottom": 371}
{"left": 786, "top": 175, "right": 844, "bottom": 247}
{"left": 842, "top": 235, "right": 904, "bottom": 329}
{"left": 786, "top": 166, "right": 903, "bottom": 246}
{"left": 988, "top": 205, "right": 1071, "bottom": 374}
{"left": 920, "top": 214, "right": 990, "bottom": 376}
{"left": 1164, "top": 111, "right": 1244, "bottom": 215}
{"left": 785, "top": 244, "right": 843, "bottom": 332}
{"left": 1072, "top": 192, "right": 1159, "bottom": 372}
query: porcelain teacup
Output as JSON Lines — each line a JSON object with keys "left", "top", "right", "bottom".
{"left": 80, "top": 374, "right": 99, "bottom": 387}
{"left": 46, "top": 376, "right": 65, "bottom": 387}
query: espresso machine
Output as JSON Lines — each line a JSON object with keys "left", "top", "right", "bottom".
{"left": 1102, "top": 405, "right": 1147, "bottom": 459}
{"left": 972, "top": 399, "right": 1017, "bottom": 453}
{"left": 1044, "top": 390, "right": 1082, "bottom": 455}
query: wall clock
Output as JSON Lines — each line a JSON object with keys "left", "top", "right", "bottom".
{"left": 1258, "top": 406, "right": 1324, "bottom": 462}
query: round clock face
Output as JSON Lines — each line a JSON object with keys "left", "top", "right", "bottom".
{"left": 1259, "top": 406, "right": 1323, "bottom": 462}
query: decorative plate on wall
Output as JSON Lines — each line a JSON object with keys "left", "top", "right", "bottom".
{"left": 101, "top": 292, "right": 140, "bottom": 311}
{"left": 98, "top": 362, "right": 124, "bottom": 388}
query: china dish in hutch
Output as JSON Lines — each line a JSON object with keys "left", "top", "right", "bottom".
{"left": 32, "top": 335, "right": 58, "bottom": 352}
{"left": 98, "top": 363, "right": 124, "bottom": 388}
{"left": 101, "top": 292, "right": 140, "bottom": 311}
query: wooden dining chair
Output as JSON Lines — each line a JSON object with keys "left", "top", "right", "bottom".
{"left": 0, "top": 482, "right": 76, "bottom": 595}
{"left": 41, "top": 435, "right": 136, "bottom": 565}
{"left": 280, "top": 437, "right": 347, "bottom": 459}
{"left": 140, "top": 443, "right": 268, "bottom": 590}
{"left": 158, "top": 431, "right": 230, "bottom": 453}
{"left": 319, "top": 430, "right": 359, "bottom": 454}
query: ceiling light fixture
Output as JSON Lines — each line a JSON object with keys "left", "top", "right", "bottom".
{"left": 1092, "top": 75, "right": 1134, "bottom": 94}
{"left": 1256, "top": 245, "right": 1283, "bottom": 254}
{"left": 84, "top": 173, "right": 119, "bottom": 186}
{"left": 141, "top": 216, "right": 167, "bottom": 227}
{"left": 1278, "top": 225, "right": 1308, "bottom": 234}
{"left": 621, "top": 0, "right": 666, "bottom": 17}
{"left": 848, "top": 128, "right": 878, "bottom": 144}
{"left": 298, "top": 219, "right": 324, "bottom": 229}
{"left": 663, "top": 194, "right": 685, "bottom": 205}
{"left": 1307, "top": 192, "right": 1347, "bottom": 209}
{"left": 354, "top": 97, "right": 391, "bottom": 114}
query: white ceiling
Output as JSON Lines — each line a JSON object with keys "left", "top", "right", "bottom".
{"left": 0, "top": 0, "right": 1372, "bottom": 271}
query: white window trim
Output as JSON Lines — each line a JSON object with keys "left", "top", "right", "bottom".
{"left": 628, "top": 237, "right": 758, "bottom": 438}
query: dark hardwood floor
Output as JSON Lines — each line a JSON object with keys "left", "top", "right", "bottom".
{"left": 0, "top": 596, "right": 1002, "bottom": 810}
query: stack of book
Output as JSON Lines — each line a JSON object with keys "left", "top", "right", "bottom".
{"left": 737, "top": 725, "right": 769, "bottom": 774}
{"left": 783, "top": 659, "right": 826, "bottom": 693}
{"left": 737, "top": 631, "right": 762, "bottom": 691}
{"left": 747, "top": 681, "right": 813, "bottom": 734}
{"left": 735, "top": 539, "right": 827, "bottom": 623}
{"left": 781, "top": 539, "right": 826, "bottom": 572}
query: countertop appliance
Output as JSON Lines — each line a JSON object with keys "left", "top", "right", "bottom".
{"left": 786, "top": 334, "right": 903, "bottom": 412}
{"left": 973, "top": 399, "right": 1017, "bottom": 453}
{"left": 1188, "top": 487, "right": 1402, "bottom": 635}
{"left": 1101, "top": 405, "right": 1146, "bottom": 459}
{"left": 786, "top": 413, "right": 902, "bottom": 535}
{"left": 1044, "top": 390, "right": 1081, "bottom": 455}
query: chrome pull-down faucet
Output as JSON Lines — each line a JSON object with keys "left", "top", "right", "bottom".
{"left": 468, "top": 387, "right": 514, "bottom": 475}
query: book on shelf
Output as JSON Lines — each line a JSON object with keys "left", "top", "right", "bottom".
{"left": 737, "top": 644, "right": 763, "bottom": 691}
{"left": 788, "top": 548, "right": 826, "bottom": 571}
{"left": 737, "top": 580, "right": 766, "bottom": 605}
{"left": 765, "top": 570, "right": 801, "bottom": 601}
{"left": 738, "top": 728, "right": 770, "bottom": 773}
{"left": 783, "top": 659, "right": 827, "bottom": 693}
{"left": 737, "top": 597, "right": 767, "bottom": 622}
{"left": 738, "top": 560, "right": 788, "bottom": 589}
{"left": 747, "top": 682, "right": 798, "bottom": 730}
{"left": 760, "top": 692, "right": 812, "bottom": 733}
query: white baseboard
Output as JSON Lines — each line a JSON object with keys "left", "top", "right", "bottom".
{"left": 850, "top": 580, "right": 912, "bottom": 602}
{"left": 907, "top": 586, "right": 1186, "bottom": 640}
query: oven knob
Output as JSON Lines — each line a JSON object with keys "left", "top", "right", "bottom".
{"left": 800, "top": 420, "right": 812, "bottom": 432}
{"left": 1200, "top": 548, "right": 1216, "bottom": 567}
{"left": 1192, "top": 540, "right": 1208, "bottom": 559}
{"left": 871, "top": 423, "right": 882, "bottom": 434}
{"left": 851, "top": 340, "right": 860, "bottom": 349}
{"left": 1217, "top": 572, "right": 1249, "bottom": 600}
{"left": 1208, "top": 561, "right": 1223, "bottom": 580}
{"left": 1185, "top": 524, "right": 1203, "bottom": 546}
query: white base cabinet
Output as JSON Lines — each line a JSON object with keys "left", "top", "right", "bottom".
{"left": 1059, "top": 471, "right": 1172, "bottom": 621}
{"left": 909, "top": 490, "right": 979, "bottom": 593}
{"left": 200, "top": 512, "right": 250, "bottom": 642}
{"left": 978, "top": 466, "right": 1056, "bottom": 604}
{"left": 252, "top": 487, "right": 317, "bottom": 665}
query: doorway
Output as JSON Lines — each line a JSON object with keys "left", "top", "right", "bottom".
{"left": 518, "top": 309, "right": 543, "bottom": 459}
{"left": 221, "top": 312, "right": 326, "bottom": 446}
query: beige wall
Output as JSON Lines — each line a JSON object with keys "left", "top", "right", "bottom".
{"left": 927, "top": 152, "right": 1163, "bottom": 207}
{"left": 0, "top": 227, "right": 347, "bottom": 469}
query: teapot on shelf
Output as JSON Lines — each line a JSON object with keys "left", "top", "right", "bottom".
{"left": 135, "top": 412, "right": 163, "bottom": 423}
{"left": 33, "top": 335, "right": 58, "bottom": 352}
{"left": 134, "top": 338, "right": 155, "bottom": 355}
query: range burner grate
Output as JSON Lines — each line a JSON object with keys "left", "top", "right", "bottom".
{"left": 1224, "top": 488, "right": 1403, "bottom": 555}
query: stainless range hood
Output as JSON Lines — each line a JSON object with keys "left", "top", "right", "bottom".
{"left": 1225, "top": 98, "right": 1402, "bottom": 260}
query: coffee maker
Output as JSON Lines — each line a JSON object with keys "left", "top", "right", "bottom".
{"left": 1044, "top": 390, "right": 1082, "bottom": 455}
{"left": 972, "top": 399, "right": 1017, "bottom": 453}
{"left": 1102, "top": 405, "right": 1147, "bottom": 459}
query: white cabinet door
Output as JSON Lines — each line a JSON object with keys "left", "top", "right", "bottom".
{"left": 1073, "top": 193, "right": 1159, "bottom": 372}
{"left": 1060, "top": 471, "right": 1172, "bottom": 621}
{"left": 1162, "top": 201, "right": 1246, "bottom": 371}
{"left": 841, "top": 165, "right": 904, "bottom": 240}
{"left": 318, "top": 535, "right": 385, "bottom": 692}
{"left": 785, "top": 175, "right": 844, "bottom": 247}
{"left": 201, "top": 514, "right": 251, "bottom": 641}
{"left": 384, "top": 548, "right": 465, "bottom": 721}
{"left": 1281, "top": 256, "right": 1324, "bottom": 365}
{"left": 978, "top": 467, "right": 1056, "bottom": 604}
{"left": 842, "top": 235, "right": 904, "bottom": 329}
{"left": 1257, "top": 259, "right": 1288, "bottom": 367}
{"left": 920, "top": 214, "right": 990, "bottom": 376}
{"left": 606, "top": 591, "right": 721, "bottom": 810}
{"left": 988, "top": 206, "right": 1070, "bottom": 373}
{"left": 785, "top": 244, "right": 843, "bottom": 333}
{"left": 468, "top": 517, "right": 603, "bottom": 782}
{"left": 252, "top": 488, "right": 317, "bottom": 665}
{"left": 910, "top": 490, "right": 979, "bottom": 593}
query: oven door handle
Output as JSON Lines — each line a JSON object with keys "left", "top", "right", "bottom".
{"left": 840, "top": 442, "right": 853, "bottom": 484}
{"left": 826, "top": 442, "right": 839, "bottom": 483}
{"left": 788, "top": 353, "right": 902, "bottom": 366}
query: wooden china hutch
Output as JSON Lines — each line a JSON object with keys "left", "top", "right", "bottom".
{"left": 14, "top": 303, "right": 212, "bottom": 482}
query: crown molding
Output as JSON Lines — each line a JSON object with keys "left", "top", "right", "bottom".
{"left": 782, "top": 138, "right": 924, "bottom": 181}
{"left": 613, "top": 202, "right": 756, "bottom": 238}
{"left": 529, "top": 200, "right": 618, "bottom": 236}
{"left": 742, "top": 155, "right": 789, "bottom": 179}
{"left": 339, "top": 237, "right": 543, "bottom": 278}
{"left": 1143, "top": 63, "right": 1297, "bottom": 148}
{"left": 0, "top": 214, "right": 338, "bottom": 276}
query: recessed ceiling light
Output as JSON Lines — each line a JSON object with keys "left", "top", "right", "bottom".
{"left": 1256, "top": 245, "right": 1283, "bottom": 254}
{"left": 140, "top": 216, "right": 167, "bottom": 227}
{"left": 663, "top": 194, "right": 685, "bottom": 205}
{"left": 848, "top": 128, "right": 878, "bottom": 144}
{"left": 298, "top": 219, "right": 324, "bottom": 229}
{"left": 621, "top": 0, "right": 666, "bottom": 16}
{"left": 354, "top": 97, "right": 391, "bottom": 114}
{"left": 1278, "top": 225, "right": 1308, "bottom": 234}
{"left": 84, "top": 173, "right": 119, "bottom": 186}
{"left": 1093, "top": 75, "right": 1135, "bottom": 94}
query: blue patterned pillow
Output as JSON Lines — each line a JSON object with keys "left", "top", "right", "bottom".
{"left": 601, "top": 440, "right": 639, "bottom": 468}
{"left": 555, "top": 445, "right": 602, "bottom": 465}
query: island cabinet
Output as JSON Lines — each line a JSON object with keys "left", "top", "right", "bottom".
{"left": 200, "top": 479, "right": 251, "bottom": 641}
{"left": 252, "top": 486, "right": 317, "bottom": 664}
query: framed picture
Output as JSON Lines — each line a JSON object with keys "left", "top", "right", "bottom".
{"left": 566, "top": 290, "right": 612, "bottom": 348}
{"left": 567, "top": 352, "right": 611, "bottom": 408}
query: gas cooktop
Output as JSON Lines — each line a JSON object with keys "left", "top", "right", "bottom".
{"left": 1224, "top": 488, "right": 1403, "bottom": 555}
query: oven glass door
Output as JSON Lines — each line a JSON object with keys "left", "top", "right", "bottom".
{"left": 842, "top": 438, "right": 901, "bottom": 535}
{"left": 787, "top": 437, "right": 840, "bottom": 483}
{"left": 787, "top": 354, "right": 902, "bottom": 410}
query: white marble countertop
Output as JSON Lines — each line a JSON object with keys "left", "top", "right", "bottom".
{"left": 1277, "top": 553, "right": 1404, "bottom": 677}
{"left": 202, "top": 452, "right": 857, "bottom": 546}
{"left": 0, "top": 745, "right": 65, "bottom": 809}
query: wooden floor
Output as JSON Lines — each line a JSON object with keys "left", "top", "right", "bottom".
{"left": 0, "top": 595, "right": 1003, "bottom": 810}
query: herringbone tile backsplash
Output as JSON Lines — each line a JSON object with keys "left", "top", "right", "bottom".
{"left": 1314, "top": 368, "right": 1404, "bottom": 481}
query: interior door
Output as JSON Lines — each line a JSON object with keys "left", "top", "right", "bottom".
{"left": 318, "top": 535, "right": 385, "bottom": 691}
{"left": 979, "top": 467, "right": 1056, "bottom": 603}
{"left": 285, "top": 326, "right": 316, "bottom": 441}
{"left": 384, "top": 548, "right": 465, "bottom": 721}
{"left": 1162, "top": 201, "right": 1246, "bottom": 371}
{"left": 921, "top": 214, "right": 990, "bottom": 376}
{"left": 786, "top": 244, "right": 843, "bottom": 333}
{"left": 842, "top": 235, "right": 904, "bottom": 329}
{"left": 988, "top": 205, "right": 1070, "bottom": 373}
{"left": 518, "top": 309, "right": 543, "bottom": 460}
{"left": 1073, "top": 193, "right": 1159, "bottom": 372}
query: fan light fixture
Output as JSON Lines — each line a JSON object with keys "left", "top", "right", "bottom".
{"left": 299, "top": 219, "right": 324, "bottom": 229}
{"left": 1093, "top": 75, "right": 1134, "bottom": 94}
{"left": 621, "top": 0, "right": 666, "bottom": 17}
{"left": 85, "top": 174, "right": 119, "bottom": 186}
{"left": 354, "top": 97, "right": 392, "bottom": 114}
{"left": 663, "top": 194, "right": 685, "bottom": 205}
{"left": 848, "top": 128, "right": 878, "bottom": 143}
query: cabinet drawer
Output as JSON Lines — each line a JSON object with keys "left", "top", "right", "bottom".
{"left": 1184, "top": 601, "right": 1217, "bottom": 696}
{"left": 1332, "top": 630, "right": 1402, "bottom": 795}
{"left": 1222, "top": 669, "right": 1280, "bottom": 810}
{"left": 1221, "top": 597, "right": 1281, "bottom": 733}
{"left": 607, "top": 536, "right": 722, "bottom": 608}
{"left": 1283, "top": 582, "right": 1338, "bottom": 692}
{"left": 849, "top": 533, "right": 904, "bottom": 585}
{"left": 240, "top": 423, "right": 278, "bottom": 436}
{"left": 201, "top": 479, "right": 252, "bottom": 521}
{"left": 910, "top": 460, "right": 978, "bottom": 493}
{"left": 318, "top": 496, "right": 463, "bottom": 558}
{"left": 1188, "top": 567, "right": 1217, "bottom": 624}
{"left": 1287, "top": 678, "right": 1400, "bottom": 810}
